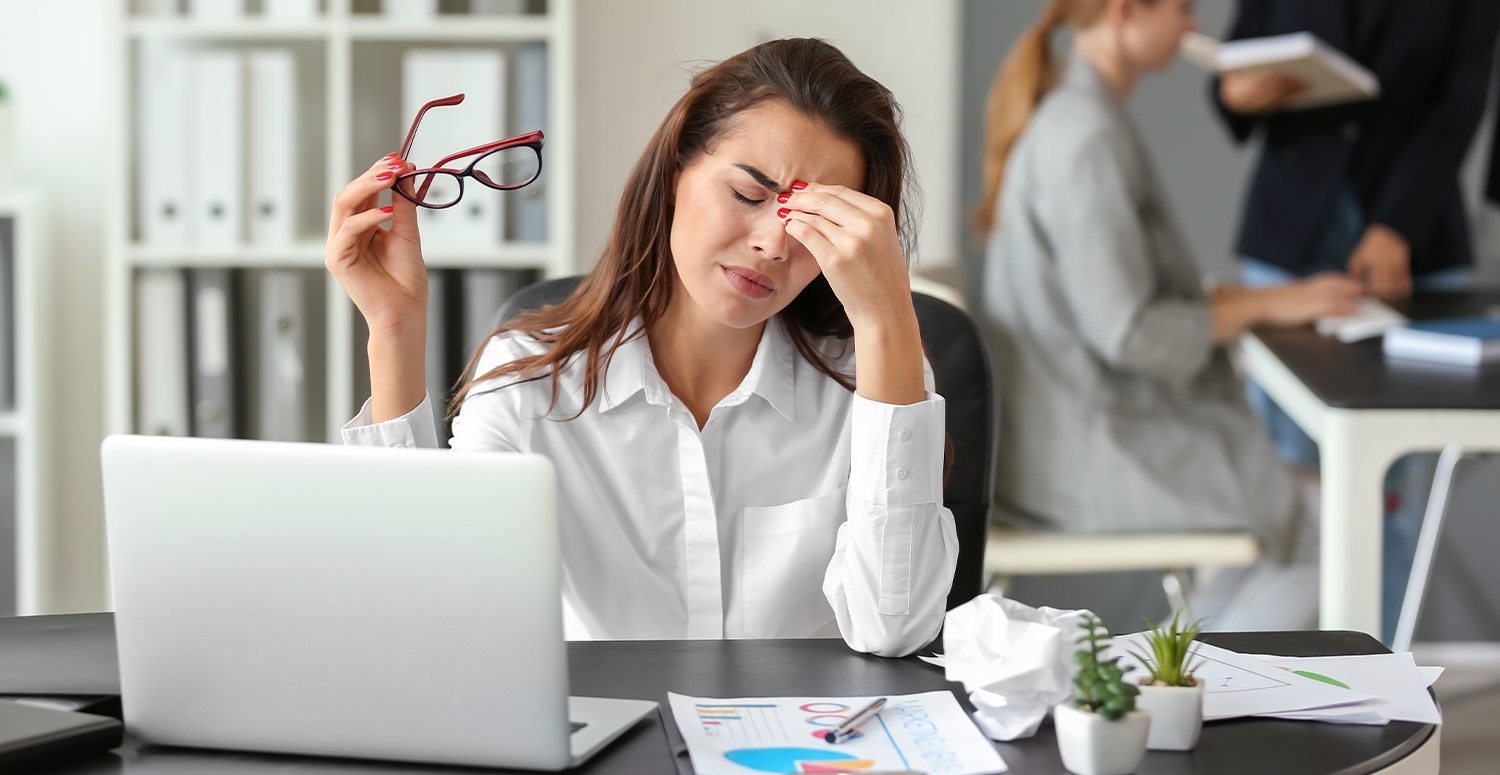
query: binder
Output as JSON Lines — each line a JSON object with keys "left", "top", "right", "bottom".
{"left": 425, "top": 269, "right": 451, "bottom": 447}
{"left": 132, "top": 0, "right": 181, "bottom": 16}
{"left": 461, "top": 269, "right": 525, "bottom": 360}
{"left": 385, "top": 0, "right": 438, "bottom": 20}
{"left": 135, "top": 269, "right": 191, "bottom": 437}
{"left": 190, "top": 49, "right": 245, "bottom": 247}
{"left": 473, "top": 0, "right": 526, "bottom": 13}
{"left": 0, "top": 700, "right": 124, "bottom": 771}
{"left": 186, "top": 0, "right": 244, "bottom": 20}
{"left": 0, "top": 218, "right": 13, "bottom": 411}
{"left": 247, "top": 49, "right": 297, "bottom": 246}
{"left": 401, "top": 49, "right": 506, "bottom": 248}
{"left": 190, "top": 268, "right": 237, "bottom": 438}
{"left": 255, "top": 270, "right": 308, "bottom": 442}
{"left": 511, "top": 42, "right": 548, "bottom": 242}
{"left": 137, "top": 43, "right": 193, "bottom": 247}
{"left": 264, "top": 0, "right": 319, "bottom": 20}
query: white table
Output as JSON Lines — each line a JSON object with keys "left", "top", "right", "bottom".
{"left": 1239, "top": 291, "right": 1500, "bottom": 637}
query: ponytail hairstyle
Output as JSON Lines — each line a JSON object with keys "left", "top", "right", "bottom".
{"left": 449, "top": 38, "right": 917, "bottom": 420}
{"left": 975, "top": 0, "right": 1119, "bottom": 237}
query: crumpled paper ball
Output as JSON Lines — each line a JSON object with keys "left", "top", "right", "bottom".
{"left": 942, "top": 594, "right": 1094, "bottom": 740}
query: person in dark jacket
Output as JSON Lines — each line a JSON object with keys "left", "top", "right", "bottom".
{"left": 1213, "top": 0, "right": 1500, "bottom": 643}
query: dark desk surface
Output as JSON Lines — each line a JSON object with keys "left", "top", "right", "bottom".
{"left": 1250, "top": 289, "right": 1500, "bottom": 410}
{"left": 5, "top": 614, "right": 1432, "bottom": 775}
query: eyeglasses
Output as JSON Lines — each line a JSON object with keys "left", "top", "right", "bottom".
{"left": 394, "top": 93, "right": 544, "bottom": 210}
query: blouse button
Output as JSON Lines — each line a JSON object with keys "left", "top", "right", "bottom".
{"left": 896, "top": 466, "right": 910, "bottom": 480}
{"left": 898, "top": 428, "right": 912, "bottom": 442}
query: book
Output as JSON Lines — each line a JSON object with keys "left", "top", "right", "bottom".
{"left": 1383, "top": 316, "right": 1500, "bottom": 366}
{"left": 1181, "top": 31, "right": 1379, "bottom": 110}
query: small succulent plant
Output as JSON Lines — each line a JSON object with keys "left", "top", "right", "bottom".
{"left": 1072, "top": 613, "right": 1138, "bottom": 721}
{"left": 1129, "top": 609, "right": 1204, "bottom": 688}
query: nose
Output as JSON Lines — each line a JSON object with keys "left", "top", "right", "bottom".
{"left": 751, "top": 208, "right": 791, "bottom": 262}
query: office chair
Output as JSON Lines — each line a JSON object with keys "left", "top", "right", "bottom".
{"left": 487, "top": 276, "right": 993, "bottom": 612}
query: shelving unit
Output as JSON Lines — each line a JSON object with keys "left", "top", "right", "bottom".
{"left": 0, "top": 190, "right": 52, "bottom": 616}
{"left": 105, "top": 0, "right": 576, "bottom": 442}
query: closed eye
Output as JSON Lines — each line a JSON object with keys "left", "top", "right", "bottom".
{"left": 731, "top": 189, "right": 765, "bottom": 206}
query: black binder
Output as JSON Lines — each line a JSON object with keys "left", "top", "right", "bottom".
{"left": 0, "top": 699, "right": 123, "bottom": 771}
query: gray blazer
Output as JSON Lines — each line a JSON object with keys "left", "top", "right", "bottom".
{"left": 980, "top": 55, "right": 1296, "bottom": 554}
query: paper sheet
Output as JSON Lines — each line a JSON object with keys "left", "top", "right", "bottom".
{"left": 668, "top": 691, "right": 1007, "bottom": 775}
{"left": 1247, "top": 653, "right": 1442, "bottom": 725}
{"left": 1113, "top": 635, "right": 1373, "bottom": 720}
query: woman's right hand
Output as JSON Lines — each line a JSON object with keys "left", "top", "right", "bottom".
{"left": 1220, "top": 72, "right": 1306, "bottom": 115}
{"left": 325, "top": 154, "right": 426, "bottom": 335}
{"left": 1260, "top": 273, "right": 1363, "bottom": 326}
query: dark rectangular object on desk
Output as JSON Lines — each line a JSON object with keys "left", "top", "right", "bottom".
{"left": 1251, "top": 290, "right": 1500, "bottom": 410}
{"left": 0, "top": 699, "right": 122, "bottom": 771}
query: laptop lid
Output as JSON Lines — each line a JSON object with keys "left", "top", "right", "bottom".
{"left": 101, "top": 435, "right": 572, "bottom": 770}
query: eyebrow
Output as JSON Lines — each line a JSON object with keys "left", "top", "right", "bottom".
{"left": 732, "top": 164, "right": 782, "bottom": 193}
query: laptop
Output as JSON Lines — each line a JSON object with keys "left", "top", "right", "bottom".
{"left": 100, "top": 434, "right": 657, "bottom": 770}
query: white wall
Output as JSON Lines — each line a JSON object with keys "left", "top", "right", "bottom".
{"left": 0, "top": 0, "right": 112, "bottom": 612}
{"left": 576, "top": 0, "right": 961, "bottom": 272}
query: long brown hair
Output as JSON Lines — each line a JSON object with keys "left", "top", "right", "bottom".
{"left": 975, "top": 0, "right": 1124, "bottom": 237}
{"left": 451, "top": 38, "right": 918, "bottom": 419}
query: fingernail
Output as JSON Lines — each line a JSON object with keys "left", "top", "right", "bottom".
{"left": 777, "top": 208, "right": 790, "bottom": 219}
{"left": 784, "top": 219, "right": 793, "bottom": 226}
{"left": 379, "top": 206, "right": 393, "bottom": 213}
{"left": 386, "top": 163, "right": 403, "bottom": 170}
{"left": 376, "top": 172, "right": 393, "bottom": 180}
{"left": 791, "top": 181, "right": 808, "bottom": 190}
{"left": 777, "top": 192, "right": 790, "bottom": 204}
{"left": 383, "top": 153, "right": 397, "bottom": 159}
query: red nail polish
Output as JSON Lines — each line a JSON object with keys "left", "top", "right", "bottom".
{"left": 777, "top": 192, "right": 790, "bottom": 204}
{"left": 376, "top": 172, "right": 392, "bottom": 180}
{"left": 383, "top": 153, "right": 397, "bottom": 159}
{"left": 791, "top": 181, "right": 808, "bottom": 190}
{"left": 777, "top": 208, "right": 790, "bottom": 218}
{"left": 386, "top": 163, "right": 402, "bottom": 170}
{"left": 379, "top": 206, "right": 393, "bottom": 213}
{"left": 784, "top": 218, "right": 793, "bottom": 226}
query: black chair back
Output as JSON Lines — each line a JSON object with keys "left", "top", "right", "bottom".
{"left": 490, "top": 277, "right": 994, "bottom": 610}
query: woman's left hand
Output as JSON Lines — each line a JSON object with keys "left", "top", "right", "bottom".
{"left": 779, "top": 182, "right": 913, "bottom": 328}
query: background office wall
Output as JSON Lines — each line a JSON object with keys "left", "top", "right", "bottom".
{"left": 0, "top": 0, "right": 111, "bottom": 613}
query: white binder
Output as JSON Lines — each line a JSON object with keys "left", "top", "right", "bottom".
{"left": 461, "top": 269, "right": 525, "bottom": 360}
{"left": 401, "top": 49, "right": 506, "bottom": 248}
{"left": 138, "top": 43, "right": 193, "bottom": 247}
{"left": 247, "top": 49, "right": 297, "bottom": 246}
{"left": 136, "top": 269, "right": 192, "bottom": 437}
{"left": 187, "top": 0, "right": 244, "bottom": 20}
{"left": 425, "top": 269, "right": 451, "bottom": 447}
{"left": 191, "top": 268, "right": 237, "bottom": 438}
{"left": 264, "top": 0, "right": 319, "bottom": 20}
{"left": 190, "top": 49, "right": 245, "bottom": 247}
{"left": 512, "top": 42, "right": 547, "bottom": 242}
{"left": 256, "top": 269, "right": 307, "bottom": 442}
{"left": 385, "top": 0, "right": 438, "bottom": 20}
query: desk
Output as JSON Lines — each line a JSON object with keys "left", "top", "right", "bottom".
{"left": 4, "top": 614, "right": 1436, "bottom": 775}
{"left": 1241, "top": 290, "right": 1500, "bottom": 637}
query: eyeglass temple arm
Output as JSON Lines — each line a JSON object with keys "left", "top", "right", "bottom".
{"left": 398, "top": 93, "right": 466, "bottom": 161}
{"left": 429, "top": 131, "right": 545, "bottom": 170}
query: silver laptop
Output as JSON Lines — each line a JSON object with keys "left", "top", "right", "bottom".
{"left": 101, "top": 434, "right": 656, "bottom": 770}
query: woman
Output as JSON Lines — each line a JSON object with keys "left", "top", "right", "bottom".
{"left": 325, "top": 39, "right": 957, "bottom": 657}
{"left": 977, "top": 0, "right": 1361, "bottom": 626}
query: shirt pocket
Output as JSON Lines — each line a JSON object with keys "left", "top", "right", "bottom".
{"left": 741, "top": 487, "right": 847, "bottom": 639}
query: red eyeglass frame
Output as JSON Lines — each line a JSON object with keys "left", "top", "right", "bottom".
{"left": 395, "top": 93, "right": 545, "bottom": 209}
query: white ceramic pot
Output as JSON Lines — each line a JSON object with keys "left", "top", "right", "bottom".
{"left": 1053, "top": 703, "right": 1151, "bottom": 775}
{"left": 1135, "top": 678, "right": 1203, "bottom": 751}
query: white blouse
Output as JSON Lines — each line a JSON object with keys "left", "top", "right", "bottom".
{"left": 342, "top": 316, "right": 958, "bottom": 657}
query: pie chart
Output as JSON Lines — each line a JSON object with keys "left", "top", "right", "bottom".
{"left": 724, "top": 747, "right": 876, "bottom": 773}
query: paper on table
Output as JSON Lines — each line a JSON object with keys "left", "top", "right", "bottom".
{"left": 1113, "top": 636, "right": 1373, "bottom": 721}
{"left": 1248, "top": 653, "right": 1442, "bottom": 726}
{"left": 1315, "top": 297, "right": 1409, "bottom": 342}
{"left": 668, "top": 691, "right": 1007, "bottom": 775}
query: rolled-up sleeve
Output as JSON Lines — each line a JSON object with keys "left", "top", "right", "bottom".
{"left": 341, "top": 393, "right": 441, "bottom": 449}
{"left": 825, "top": 391, "right": 959, "bottom": 658}
{"left": 1041, "top": 132, "right": 1216, "bottom": 386}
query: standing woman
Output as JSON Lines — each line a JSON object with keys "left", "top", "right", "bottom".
{"left": 976, "top": 0, "right": 1361, "bottom": 627}
{"left": 325, "top": 39, "right": 958, "bottom": 657}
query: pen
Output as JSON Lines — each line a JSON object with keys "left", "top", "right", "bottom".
{"left": 823, "top": 697, "right": 887, "bottom": 744}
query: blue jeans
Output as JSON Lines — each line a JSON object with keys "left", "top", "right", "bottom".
{"left": 1241, "top": 186, "right": 1470, "bottom": 644}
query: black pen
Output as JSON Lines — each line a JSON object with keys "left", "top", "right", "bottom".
{"left": 823, "top": 697, "right": 886, "bottom": 744}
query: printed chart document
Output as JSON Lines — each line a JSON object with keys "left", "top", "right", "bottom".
{"left": 1246, "top": 653, "right": 1443, "bottom": 725}
{"left": 668, "top": 691, "right": 1006, "bottom": 775}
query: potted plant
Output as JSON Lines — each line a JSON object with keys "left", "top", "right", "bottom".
{"left": 1054, "top": 614, "right": 1150, "bottom": 775}
{"left": 1128, "top": 610, "right": 1205, "bottom": 751}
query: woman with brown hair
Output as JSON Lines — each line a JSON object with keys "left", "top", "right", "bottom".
{"left": 324, "top": 38, "right": 957, "bottom": 657}
{"left": 976, "top": 0, "right": 1361, "bottom": 628}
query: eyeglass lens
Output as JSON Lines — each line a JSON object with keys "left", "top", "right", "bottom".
{"left": 473, "top": 146, "right": 542, "bottom": 190}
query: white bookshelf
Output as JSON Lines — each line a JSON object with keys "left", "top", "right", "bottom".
{"left": 105, "top": 0, "right": 577, "bottom": 442}
{"left": 0, "top": 190, "right": 52, "bottom": 615}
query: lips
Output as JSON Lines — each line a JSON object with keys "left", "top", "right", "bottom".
{"left": 721, "top": 265, "right": 775, "bottom": 299}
